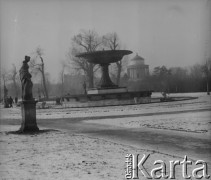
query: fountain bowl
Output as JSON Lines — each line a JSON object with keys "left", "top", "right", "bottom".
{"left": 76, "top": 50, "right": 132, "bottom": 64}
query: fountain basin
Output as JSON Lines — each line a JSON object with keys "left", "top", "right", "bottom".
{"left": 76, "top": 50, "right": 132, "bottom": 64}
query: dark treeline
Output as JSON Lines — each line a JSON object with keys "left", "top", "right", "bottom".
{"left": 123, "top": 64, "right": 211, "bottom": 94}
{"left": 2, "top": 62, "right": 210, "bottom": 99}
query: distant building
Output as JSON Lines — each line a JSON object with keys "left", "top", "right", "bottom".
{"left": 127, "top": 54, "right": 149, "bottom": 80}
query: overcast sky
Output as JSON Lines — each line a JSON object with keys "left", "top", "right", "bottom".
{"left": 0, "top": 0, "right": 210, "bottom": 81}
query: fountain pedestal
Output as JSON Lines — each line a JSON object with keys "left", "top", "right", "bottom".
{"left": 99, "top": 64, "right": 117, "bottom": 88}
{"left": 87, "top": 62, "right": 128, "bottom": 94}
{"left": 19, "top": 100, "right": 39, "bottom": 132}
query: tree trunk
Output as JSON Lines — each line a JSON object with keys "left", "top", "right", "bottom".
{"left": 207, "top": 78, "right": 210, "bottom": 95}
{"left": 13, "top": 78, "right": 18, "bottom": 97}
{"left": 86, "top": 63, "right": 94, "bottom": 89}
{"left": 88, "top": 70, "right": 94, "bottom": 88}
{"left": 61, "top": 75, "right": 64, "bottom": 96}
{"left": 41, "top": 63, "right": 49, "bottom": 99}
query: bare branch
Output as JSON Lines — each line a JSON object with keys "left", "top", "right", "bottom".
{"left": 67, "top": 29, "right": 103, "bottom": 88}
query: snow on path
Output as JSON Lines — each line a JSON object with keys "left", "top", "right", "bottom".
{"left": 85, "top": 111, "right": 211, "bottom": 134}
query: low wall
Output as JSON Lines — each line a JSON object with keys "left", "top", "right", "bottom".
{"left": 61, "top": 97, "right": 151, "bottom": 108}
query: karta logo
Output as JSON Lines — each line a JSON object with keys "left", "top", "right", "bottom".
{"left": 125, "top": 154, "right": 210, "bottom": 179}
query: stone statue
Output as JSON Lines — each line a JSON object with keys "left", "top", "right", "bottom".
{"left": 19, "top": 56, "right": 33, "bottom": 100}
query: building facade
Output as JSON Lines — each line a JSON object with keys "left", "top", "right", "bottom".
{"left": 127, "top": 54, "right": 149, "bottom": 80}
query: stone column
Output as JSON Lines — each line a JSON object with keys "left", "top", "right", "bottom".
{"left": 19, "top": 100, "right": 39, "bottom": 132}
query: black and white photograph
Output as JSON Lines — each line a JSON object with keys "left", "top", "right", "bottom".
{"left": 0, "top": 0, "right": 211, "bottom": 179}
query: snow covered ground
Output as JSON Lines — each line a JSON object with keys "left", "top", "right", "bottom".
{"left": 1, "top": 125, "right": 198, "bottom": 180}
{"left": 0, "top": 92, "right": 210, "bottom": 179}
{"left": 0, "top": 125, "right": 205, "bottom": 180}
{"left": 85, "top": 110, "right": 211, "bottom": 134}
{"left": 1, "top": 92, "right": 210, "bottom": 121}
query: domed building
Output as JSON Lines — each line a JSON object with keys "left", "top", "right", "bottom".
{"left": 127, "top": 53, "right": 149, "bottom": 80}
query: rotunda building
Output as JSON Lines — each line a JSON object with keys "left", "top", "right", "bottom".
{"left": 127, "top": 54, "right": 149, "bottom": 80}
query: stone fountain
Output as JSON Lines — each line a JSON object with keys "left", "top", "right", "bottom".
{"left": 62, "top": 50, "right": 152, "bottom": 107}
{"left": 76, "top": 50, "right": 132, "bottom": 94}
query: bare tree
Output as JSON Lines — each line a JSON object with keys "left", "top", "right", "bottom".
{"left": 102, "top": 32, "right": 119, "bottom": 50}
{"left": 169, "top": 67, "right": 188, "bottom": 92}
{"left": 190, "top": 64, "right": 203, "bottom": 79}
{"left": 59, "top": 60, "right": 66, "bottom": 96}
{"left": 1, "top": 68, "right": 9, "bottom": 100}
{"left": 9, "top": 64, "right": 19, "bottom": 98}
{"left": 153, "top": 66, "right": 171, "bottom": 92}
{"left": 30, "top": 47, "right": 49, "bottom": 99}
{"left": 202, "top": 58, "right": 211, "bottom": 95}
{"left": 102, "top": 32, "right": 123, "bottom": 85}
{"left": 1, "top": 69, "right": 8, "bottom": 87}
{"left": 68, "top": 30, "right": 102, "bottom": 88}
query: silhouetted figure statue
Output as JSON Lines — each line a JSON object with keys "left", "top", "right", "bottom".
{"left": 19, "top": 56, "right": 33, "bottom": 100}
{"left": 18, "top": 55, "right": 39, "bottom": 133}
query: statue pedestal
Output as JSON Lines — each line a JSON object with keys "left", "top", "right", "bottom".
{"left": 19, "top": 100, "right": 39, "bottom": 132}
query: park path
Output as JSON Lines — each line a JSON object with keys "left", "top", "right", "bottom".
{"left": 35, "top": 109, "right": 211, "bottom": 163}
